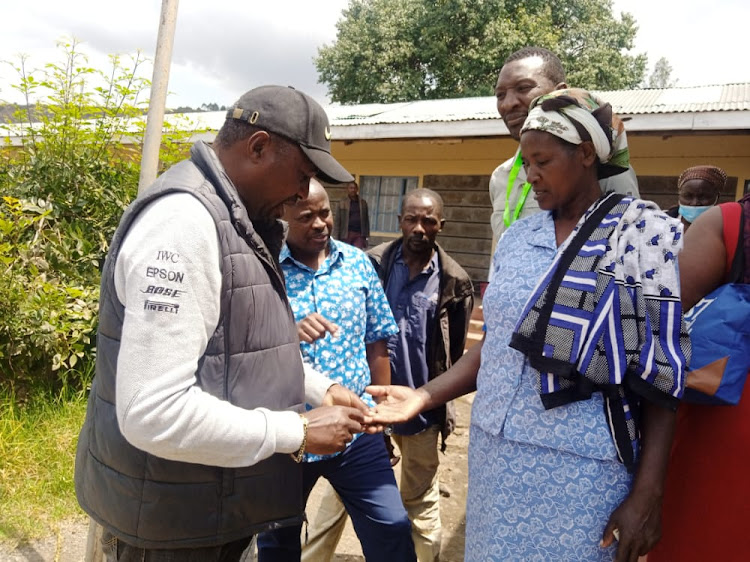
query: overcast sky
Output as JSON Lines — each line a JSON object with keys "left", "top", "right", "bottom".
{"left": 1, "top": 0, "right": 748, "bottom": 109}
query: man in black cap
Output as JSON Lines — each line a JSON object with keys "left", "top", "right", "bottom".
{"left": 74, "top": 85, "right": 372, "bottom": 561}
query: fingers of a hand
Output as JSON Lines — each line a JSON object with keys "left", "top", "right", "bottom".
{"left": 361, "top": 423, "right": 383, "bottom": 434}
{"left": 629, "top": 544, "right": 640, "bottom": 562}
{"left": 613, "top": 536, "right": 636, "bottom": 562}
{"left": 611, "top": 529, "right": 642, "bottom": 562}
{"left": 329, "top": 425, "right": 355, "bottom": 451}
{"left": 600, "top": 521, "right": 617, "bottom": 548}
{"left": 365, "top": 385, "right": 387, "bottom": 397}
{"left": 302, "top": 313, "right": 338, "bottom": 337}
{"left": 347, "top": 393, "right": 369, "bottom": 414}
{"left": 338, "top": 428, "right": 354, "bottom": 443}
{"left": 316, "top": 315, "right": 340, "bottom": 336}
{"left": 298, "top": 320, "right": 325, "bottom": 342}
{"left": 622, "top": 532, "right": 649, "bottom": 562}
{"left": 341, "top": 404, "right": 365, "bottom": 422}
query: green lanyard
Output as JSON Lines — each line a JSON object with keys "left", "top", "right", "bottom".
{"left": 503, "top": 152, "right": 533, "bottom": 228}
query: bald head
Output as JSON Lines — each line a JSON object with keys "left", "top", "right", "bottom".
{"left": 401, "top": 188, "right": 444, "bottom": 219}
{"left": 308, "top": 177, "right": 330, "bottom": 203}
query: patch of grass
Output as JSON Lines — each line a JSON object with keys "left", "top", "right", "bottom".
{"left": 0, "top": 384, "right": 88, "bottom": 541}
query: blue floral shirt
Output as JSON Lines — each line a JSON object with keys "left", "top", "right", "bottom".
{"left": 471, "top": 211, "right": 620, "bottom": 461}
{"left": 281, "top": 239, "right": 398, "bottom": 462}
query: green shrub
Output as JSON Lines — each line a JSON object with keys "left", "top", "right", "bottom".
{"left": 0, "top": 196, "right": 98, "bottom": 391}
{"left": 0, "top": 39, "right": 197, "bottom": 392}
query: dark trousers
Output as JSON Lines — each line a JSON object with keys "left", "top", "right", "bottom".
{"left": 343, "top": 230, "right": 368, "bottom": 250}
{"left": 257, "top": 432, "right": 415, "bottom": 562}
{"left": 101, "top": 530, "right": 252, "bottom": 561}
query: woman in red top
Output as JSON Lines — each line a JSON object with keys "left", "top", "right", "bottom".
{"left": 650, "top": 192, "right": 750, "bottom": 561}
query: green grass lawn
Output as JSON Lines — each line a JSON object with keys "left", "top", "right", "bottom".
{"left": 0, "top": 388, "right": 88, "bottom": 540}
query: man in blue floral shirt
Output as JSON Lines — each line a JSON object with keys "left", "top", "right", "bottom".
{"left": 257, "top": 179, "right": 416, "bottom": 562}
{"left": 301, "top": 189, "right": 474, "bottom": 562}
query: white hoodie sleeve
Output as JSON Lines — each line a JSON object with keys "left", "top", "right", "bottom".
{"left": 304, "top": 362, "right": 337, "bottom": 407}
{"left": 114, "top": 193, "right": 304, "bottom": 467}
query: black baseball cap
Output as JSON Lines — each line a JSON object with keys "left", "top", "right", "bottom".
{"left": 226, "top": 85, "right": 353, "bottom": 184}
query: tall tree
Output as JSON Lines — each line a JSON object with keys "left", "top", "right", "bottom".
{"left": 647, "top": 57, "right": 676, "bottom": 89}
{"left": 316, "top": 0, "right": 647, "bottom": 103}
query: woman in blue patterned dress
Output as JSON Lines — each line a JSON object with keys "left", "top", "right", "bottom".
{"left": 368, "top": 89, "right": 690, "bottom": 561}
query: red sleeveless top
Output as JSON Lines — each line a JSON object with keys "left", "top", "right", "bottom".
{"left": 650, "top": 202, "right": 750, "bottom": 561}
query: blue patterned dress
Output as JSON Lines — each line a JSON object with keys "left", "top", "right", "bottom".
{"left": 467, "top": 211, "right": 632, "bottom": 561}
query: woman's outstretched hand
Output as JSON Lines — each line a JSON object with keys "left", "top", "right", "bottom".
{"left": 365, "top": 384, "right": 429, "bottom": 425}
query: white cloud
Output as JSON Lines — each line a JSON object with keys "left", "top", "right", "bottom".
{"left": 1, "top": 0, "right": 747, "bottom": 109}
{"left": 0, "top": 0, "right": 349, "bottom": 108}
{"left": 613, "top": 0, "right": 750, "bottom": 87}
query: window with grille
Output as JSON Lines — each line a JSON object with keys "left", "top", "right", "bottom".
{"left": 359, "top": 176, "right": 419, "bottom": 233}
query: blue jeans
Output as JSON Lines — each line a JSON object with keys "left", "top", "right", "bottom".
{"left": 101, "top": 530, "right": 252, "bottom": 561}
{"left": 257, "top": 432, "right": 415, "bottom": 562}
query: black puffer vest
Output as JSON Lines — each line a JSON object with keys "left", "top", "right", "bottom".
{"left": 75, "top": 142, "right": 305, "bottom": 549}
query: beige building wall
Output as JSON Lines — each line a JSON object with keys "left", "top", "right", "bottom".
{"left": 331, "top": 137, "right": 514, "bottom": 178}
{"left": 330, "top": 132, "right": 750, "bottom": 283}
{"left": 628, "top": 133, "right": 750, "bottom": 201}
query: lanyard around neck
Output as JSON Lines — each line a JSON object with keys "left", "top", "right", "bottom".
{"left": 503, "top": 151, "right": 533, "bottom": 228}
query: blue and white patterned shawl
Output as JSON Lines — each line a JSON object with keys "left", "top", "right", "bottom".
{"left": 509, "top": 193, "right": 691, "bottom": 469}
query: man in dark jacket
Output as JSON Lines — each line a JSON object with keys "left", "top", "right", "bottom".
{"left": 334, "top": 180, "right": 370, "bottom": 249}
{"left": 302, "top": 188, "right": 473, "bottom": 562}
{"left": 74, "top": 85, "right": 371, "bottom": 561}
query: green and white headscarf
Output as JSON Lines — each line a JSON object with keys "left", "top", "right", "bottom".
{"left": 521, "top": 88, "right": 630, "bottom": 179}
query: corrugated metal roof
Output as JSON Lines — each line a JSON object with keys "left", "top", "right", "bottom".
{"left": 327, "top": 83, "right": 750, "bottom": 127}
{"left": 3, "top": 83, "right": 748, "bottom": 146}
{"left": 328, "top": 97, "right": 498, "bottom": 124}
{"left": 601, "top": 83, "right": 750, "bottom": 114}
{"left": 328, "top": 97, "right": 495, "bottom": 126}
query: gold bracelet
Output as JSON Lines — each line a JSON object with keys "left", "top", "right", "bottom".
{"left": 291, "top": 414, "right": 308, "bottom": 463}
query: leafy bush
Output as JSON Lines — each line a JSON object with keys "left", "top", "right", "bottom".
{"left": 0, "top": 196, "right": 97, "bottom": 391}
{"left": 0, "top": 39, "right": 196, "bottom": 392}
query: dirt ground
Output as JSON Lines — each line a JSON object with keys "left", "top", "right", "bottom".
{"left": 0, "top": 393, "right": 473, "bottom": 562}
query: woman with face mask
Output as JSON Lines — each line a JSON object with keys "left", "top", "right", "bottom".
{"left": 667, "top": 165, "right": 726, "bottom": 228}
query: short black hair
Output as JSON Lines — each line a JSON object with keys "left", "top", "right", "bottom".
{"left": 504, "top": 47, "right": 566, "bottom": 85}
{"left": 402, "top": 188, "right": 444, "bottom": 217}
{"left": 214, "top": 120, "right": 296, "bottom": 158}
{"left": 214, "top": 118, "right": 257, "bottom": 148}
